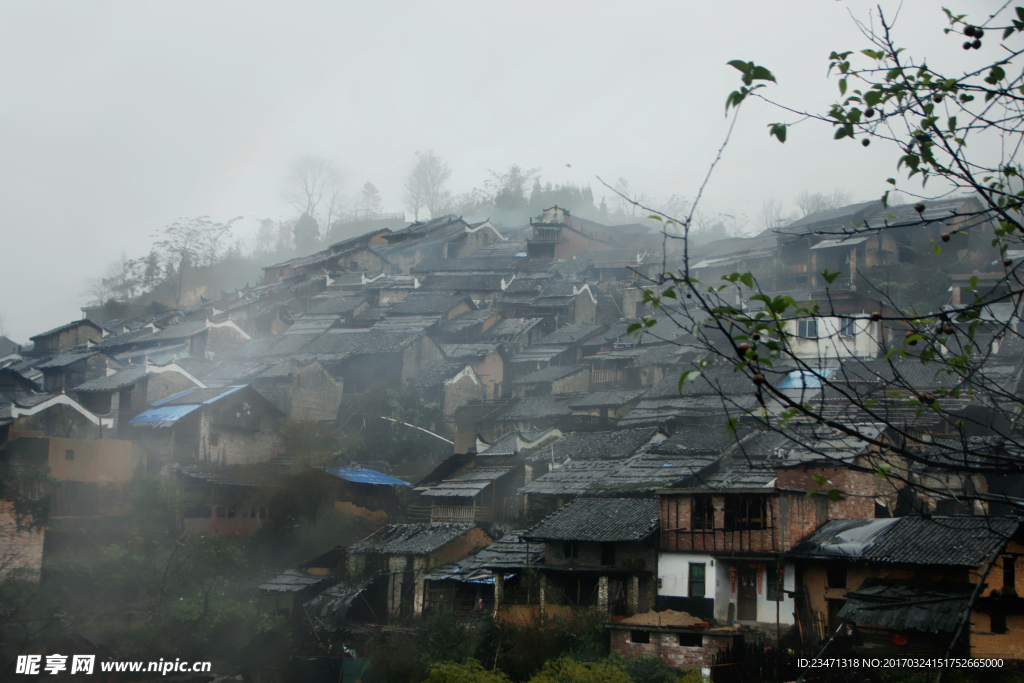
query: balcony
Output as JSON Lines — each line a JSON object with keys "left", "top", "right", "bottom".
{"left": 530, "top": 227, "right": 564, "bottom": 243}
{"left": 429, "top": 505, "right": 493, "bottom": 523}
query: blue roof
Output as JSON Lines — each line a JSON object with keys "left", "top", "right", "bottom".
{"left": 321, "top": 467, "right": 410, "bottom": 487}
{"left": 132, "top": 386, "right": 249, "bottom": 427}
{"left": 129, "top": 404, "right": 203, "bottom": 427}
{"left": 777, "top": 368, "right": 835, "bottom": 390}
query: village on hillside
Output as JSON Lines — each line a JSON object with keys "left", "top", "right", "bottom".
{"left": 1, "top": 201, "right": 1023, "bottom": 681}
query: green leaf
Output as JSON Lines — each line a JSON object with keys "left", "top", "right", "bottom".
{"left": 839, "top": 78, "right": 847, "bottom": 95}
{"left": 877, "top": 462, "right": 891, "bottom": 478}
{"left": 933, "top": 245, "right": 942, "bottom": 256}
{"left": 739, "top": 273, "right": 754, "bottom": 288}
{"left": 821, "top": 269, "right": 841, "bottom": 284}
{"left": 769, "top": 123, "right": 787, "bottom": 143}
{"left": 827, "top": 489, "right": 842, "bottom": 502}
{"left": 677, "top": 370, "right": 701, "bottom": 395}
{"left": 811, "top": 474, "right": 828, "bottom": 486}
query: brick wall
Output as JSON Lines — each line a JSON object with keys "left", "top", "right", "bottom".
{"left": 610, "top": 628, "right": 733, "bottom": 671}
{"left": 776, "top": 465, "right": 876, "bottom": 519}
{"left": 285, "top": 362, "right": 344, "bottom": 422}
{"left": 0, "top": 500, "right": 44, "bottom": 582}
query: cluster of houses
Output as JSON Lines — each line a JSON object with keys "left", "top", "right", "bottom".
{"left": 2, "top": 200, "right": 1024, "bottom": 673}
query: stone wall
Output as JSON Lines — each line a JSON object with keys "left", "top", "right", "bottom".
{"left": 609, "top": 628, "right": 733, "bottom": 671}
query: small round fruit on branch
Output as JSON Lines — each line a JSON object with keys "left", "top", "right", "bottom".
{"left": 871, "top": 312, "right": 882, "bottom": 321}
{"left": 943, "top": 325, "right": 955, "bottom": 335}
{"left": 941, "top": 233, "right": 950, "bottom": 242}
{"left": 915, "top": 203, "right": 926, "bottom": 213}
{"left": 752, "top": 374, "right": 765, "bottom": 386}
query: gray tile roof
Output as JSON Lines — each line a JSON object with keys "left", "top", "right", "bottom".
{"left": 307, "top": 296, "right": 366, "bottom": 315}
{"left": 417, "top": 467, "right": 514, "bottom": 497}
{"left": 439, "top": 310, "right": 502, "bottom": 334}
{"left": 535, "top": 324, "right": 607, "bottom": 346}
{"left": 30, "top": 319, "right": 102, "bottom": 341}
{"left": 523, "top": 498, "right": 659, "bottom": 542}
{"left": 523, "top": 427, "right": 662, "bottom": 463}
{"left": 788, "top": 516, "right": 1020, "bottom": 567}
{"left": 567, "top": 390, "right": 643, "bottom": 409}
{"left": 420, "top": 274, "right": 510, "bottom": 292}
{"left": 390, "top": 292, "right": 470, "bottom": 316}
{"left": 650, "top": 424, "right": 749, "bottom": 455}
{"left": 499, "top": 395, "right": 577, "bottom": 421}
{"left": 73, "top": 365, "right": 149, "bottom": 392}
{"left": 520, "top": 460, "right": 622, "bottom": 496}
{"left": 442, "top": 343, "right": 500, "bottom": 360}
{"left": 36, "top": 350, "right": 99, "bottom": 369}
{"left": 349, "top": 523, "right": 477, "bottom": 555}
{"left": 483, "top": 318, "right": 543, "bottom": 342}
{"left": 406, "top": 363, "right": 466, "bottom": 388}
{"left": 510, "top": 365, "right": 588, "bottom": 385}
{"left": 509, "top": 346, "right": 569, "bottom": 364}
{"left": 410, "top": 257, "right": 520, "bottom": 274}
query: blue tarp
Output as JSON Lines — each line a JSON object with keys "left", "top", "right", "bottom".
{"left": 321, "top": 467, "right": 410, "bottom": 487}
{"left": 128, "top": 404, "right": 203, "bottom": 427}
{"left": 777, "top": 368, "right": 835, "bottom": 389}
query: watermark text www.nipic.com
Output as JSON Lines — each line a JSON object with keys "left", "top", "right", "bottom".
{"left": 16, "top": 655, "right": 213, "bottom": 676}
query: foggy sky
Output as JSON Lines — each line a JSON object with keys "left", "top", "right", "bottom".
{"left": 0, "top": 0, "right": 1004, "bottom": 341}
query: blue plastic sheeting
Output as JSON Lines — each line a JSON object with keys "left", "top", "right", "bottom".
{"left": 129, "top": 404, "right": 202, "bottom": 427}
{"left": 321, "top": 467, "right": 411, "bottom": 487}
{"left": 151, "top": 385, "right": 246, "bottom": 407}
{"left": 777, "top": 368, "right": 835, "bottom": 390}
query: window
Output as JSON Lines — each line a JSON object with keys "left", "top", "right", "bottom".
{"left": 630, "top": 630, "right": 650, "bottom": 644}
{"left": 826, "top": 564, "right": 847, "bottom": 589}
{"left": 724, "top": 496, "right": 767, "bottom": 531}
{"left": 65, "top": 449, "right": 74, "bottom": 461}
{"left": 1004, "top": 556, "right": 1017, "bottom": 596}
{"left": 991, "top": 613, "right": 1007, "bottom": 634}
{"left": 688, "top": 563, "right": 706, "bottom": 598}
{"left": 678, "top": 632, "right": 702, "bottom": 647}
{"left": 562, "top": 541, "right": 579, "bottom": 560}
{"left": 215, "top": 506, "right": 225, "bottom": 518}
{"left": 210, "top": 432, "right": 219, "bottom": 446}
{"left": 797, "top": 320, "right": 818, "bottom": 339}
{"left": 691, "top": 496, "right": 714, "bottom": 531}
{"left": 840, "top": 318, "right": 856, "bottom": 337}
{"left": 767, "top": 565, "right": 784, "bottom": 601}
{"left": 600, "top": 543, "right": 616, "bottom": 566}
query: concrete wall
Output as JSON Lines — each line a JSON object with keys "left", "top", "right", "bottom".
{"left": 785, "top": 316, "right": 881, "bottom": 360}
{"left": 46, "top": 436, "right": 141, "bottom": 483}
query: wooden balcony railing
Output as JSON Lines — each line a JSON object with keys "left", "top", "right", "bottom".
{"left": 430, "top": 505, "right": 493, "bottom": 523}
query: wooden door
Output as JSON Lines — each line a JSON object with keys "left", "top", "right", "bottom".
{"left": 737, "top": 566, "right": 758, "bottom": 621}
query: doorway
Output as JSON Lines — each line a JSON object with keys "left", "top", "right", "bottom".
{"left": 737, "top": 566, "right": 758, "bottom": 620}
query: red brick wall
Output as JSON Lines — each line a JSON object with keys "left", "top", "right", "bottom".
{"left": 0, "top": 500, "right": 44, "bottom": 582}
{"left": 776, "top": 465, "right": 876, "bottom": 519}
